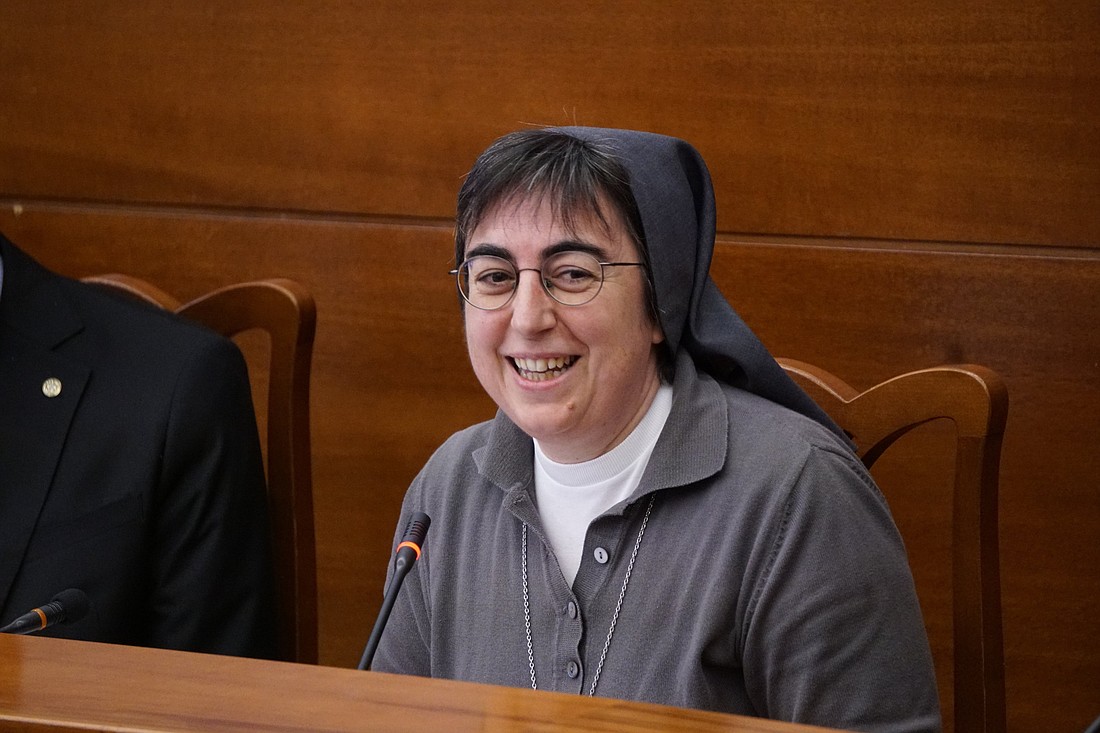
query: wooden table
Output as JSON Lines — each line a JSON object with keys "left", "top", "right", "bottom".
{"left": 0, "top": 634, "right": 847, "bottom": 732}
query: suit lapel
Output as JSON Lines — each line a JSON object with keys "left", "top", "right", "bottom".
{"left": 0, "top": 238, "right": 91, "bottom": 609}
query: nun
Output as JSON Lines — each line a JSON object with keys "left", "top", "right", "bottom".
{"left": 373, "top": 127, "right": 941, "bottom": 733}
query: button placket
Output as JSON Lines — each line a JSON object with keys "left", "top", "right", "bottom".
{"left": 525, "top": 495, "right": 656, "bottom": 695}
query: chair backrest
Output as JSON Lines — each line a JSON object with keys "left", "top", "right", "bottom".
{"left": 83, "top": 274, "right": 318, "bottom": 665}
{"left": 778, "top": 358, "right": 1008, "bottom": 733}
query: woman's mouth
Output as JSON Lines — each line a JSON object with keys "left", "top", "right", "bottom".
{"left": 510, "top": 356, "right": 578, "bottom": 382}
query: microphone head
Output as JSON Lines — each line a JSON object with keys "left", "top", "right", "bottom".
{"left": 400, "top": 512, "right": 431, "bottom": 546}
{"left": 51, "top": 589, "right": 90, "bottom": 623}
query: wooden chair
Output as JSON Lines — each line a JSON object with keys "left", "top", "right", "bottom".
{"left": 83, "top": 274, "right": 318, "bottom": 665}
{"left": 778, "top": 359, "right": 1008, "bottom": 733}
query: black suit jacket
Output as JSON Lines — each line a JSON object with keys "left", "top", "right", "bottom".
{"left": 0, "top": 234, "right": 276, "bottom": 657}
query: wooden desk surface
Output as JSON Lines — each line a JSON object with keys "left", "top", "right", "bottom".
{"left": 0, "top": 634, "right": 846, "bottom": 732}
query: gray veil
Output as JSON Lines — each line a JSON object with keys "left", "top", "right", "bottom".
{"left": 555, "top": 126, "right": 847, "bottom": 441}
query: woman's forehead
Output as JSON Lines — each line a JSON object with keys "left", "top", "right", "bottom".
{"left": 472, "top": 190, "right": 628, "bottom": 244}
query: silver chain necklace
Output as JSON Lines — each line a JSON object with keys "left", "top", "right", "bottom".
{"left": 521, "top": 493, "right": 656, "bottom": 695}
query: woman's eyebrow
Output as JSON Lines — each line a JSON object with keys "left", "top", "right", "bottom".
{"left": 544, "top": 240, "right": 607, "bottom": 259}
{"left": 463, "top": 243, "right": 511, "bottom": 260}
{"left": 464, "top": 240, "right": 609, "bottom": 262}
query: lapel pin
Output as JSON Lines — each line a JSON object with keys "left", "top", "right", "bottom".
{"left": 42, "top": 378, "right": 63, "bottom": 398}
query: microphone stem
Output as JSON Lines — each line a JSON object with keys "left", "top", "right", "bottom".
{"left": 357, "top": 557, "right": 414, "bottom": 671}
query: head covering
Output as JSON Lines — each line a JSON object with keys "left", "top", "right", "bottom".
{"left": 552, "top": 127, "right": 847, "bottom": 440}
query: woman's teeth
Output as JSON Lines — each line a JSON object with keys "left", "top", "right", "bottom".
{"left": 512, "top": 356, "right": 577, "bottom": 381}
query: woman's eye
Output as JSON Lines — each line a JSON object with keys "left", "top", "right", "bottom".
{"left": 476, "top": 269, "right": 515, "bottom": 287}
{"left": 550, "top": 267, "right": 597, "bottom": 289}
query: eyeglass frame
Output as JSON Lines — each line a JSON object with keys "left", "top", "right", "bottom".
{"left": 449, "top": 250, "right": 647, "bottom": 311}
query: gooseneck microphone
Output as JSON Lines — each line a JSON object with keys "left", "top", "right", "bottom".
{"left": 0, "top": 589, "right": 90, "bottom": 635}
{"left": 358, "top": 511, "right": 431, "bottom": 670}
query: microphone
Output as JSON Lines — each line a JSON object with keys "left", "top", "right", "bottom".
{"left": 358, "top": 511, "right": 431, "bottom": 670}
{"left": 0, "top": 589, "right": 90, "bottom": 635}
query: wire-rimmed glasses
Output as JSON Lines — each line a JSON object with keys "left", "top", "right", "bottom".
{"left": 451, "top": 251, "right": 645, "bottom": 310}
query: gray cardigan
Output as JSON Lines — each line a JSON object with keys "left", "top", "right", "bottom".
{"left": 373, "top": 353, "right": 941, "bottom": 733}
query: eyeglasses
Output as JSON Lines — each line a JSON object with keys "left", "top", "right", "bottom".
{"left": 451, "top": 251, "right": 646, "bottom": 310}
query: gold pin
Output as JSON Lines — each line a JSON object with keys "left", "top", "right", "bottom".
{"left": 42, "top": 378, "right": 63, "bottom": 398}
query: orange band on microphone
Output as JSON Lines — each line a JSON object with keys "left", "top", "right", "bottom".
{"left": 396, "top": 541, "right": 422, "bottom": 560}
{"left": 32, "top": 607, "right": 48, "bottom": 629}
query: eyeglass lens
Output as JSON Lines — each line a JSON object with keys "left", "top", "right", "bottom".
{"left": 458, "top": 251, "right": 607, "bottom": 309}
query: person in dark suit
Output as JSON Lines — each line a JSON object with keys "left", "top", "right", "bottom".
{"left": 0, "top": 232, "right": 276, "bottom": 658}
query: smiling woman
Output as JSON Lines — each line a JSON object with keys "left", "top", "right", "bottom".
{"left": 371, "top": 127, "right": 941, "bottom": 733}
{"left": 461, "top": 194, "right": 663, "bottom": 464}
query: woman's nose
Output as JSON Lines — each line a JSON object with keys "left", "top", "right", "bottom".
{"left": 509, "top": 268, "right": 557, "bottom": 332}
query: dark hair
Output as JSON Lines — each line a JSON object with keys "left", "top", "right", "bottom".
{"left": 455, "top": 128, "right": 673, "bottom": 380}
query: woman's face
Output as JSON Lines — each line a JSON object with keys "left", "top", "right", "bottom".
{"left": 462, "top": 195, "right": 664, "bottom": 463}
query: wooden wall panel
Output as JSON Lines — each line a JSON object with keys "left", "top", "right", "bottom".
{"left": 1, "top": 1, "right": 1098, "bottom": 731}
{"left": 1, "top": 1, "right": 1097, "bottom": 245}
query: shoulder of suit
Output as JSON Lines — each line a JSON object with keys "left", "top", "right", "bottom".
{"left": 66, "top": 276, "right": 224, "bottom": 341}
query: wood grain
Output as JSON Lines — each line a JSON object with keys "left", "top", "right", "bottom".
{"left": 1, "top": 1, "right": 1097, "bottom": 245}
{"left": 0, "top": 634, "right": 844, "bottom": 733}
